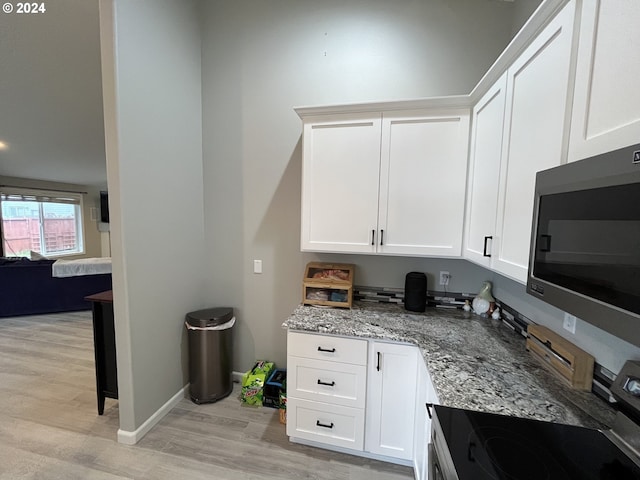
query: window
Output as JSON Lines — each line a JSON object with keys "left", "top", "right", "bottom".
{"left": 0, "top": 189, "right": 85, "bottom": 258}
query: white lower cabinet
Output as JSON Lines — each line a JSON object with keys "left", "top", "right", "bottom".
{"left": 365, "top": 341, "right": 419, "bottom": 461}
{"left": 413, "top": 355, "right": 438, "bottom": 480}
{"left": 287, "top": 331, "right": 426, "bottom": 467}
{"left": 287, "top": 332, "right": 368, "bottom": 451}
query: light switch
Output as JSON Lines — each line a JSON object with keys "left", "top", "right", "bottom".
{"left": 253, "top": 259, "right": 263, "bottom": 274}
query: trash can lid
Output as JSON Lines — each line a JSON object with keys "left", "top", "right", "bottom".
{"left": 186, "top": 307, "right": 234, "bottom": 328}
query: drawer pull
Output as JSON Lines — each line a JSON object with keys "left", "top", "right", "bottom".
{"left": 426, "top": 402, "right": 433, "bottom": 419}
{"left": 468, "top": 441, "right": 476, "bottom": 462}
{"left": 317, "top": 379, "right": 335, "bottom": 387}
{"left": 316, "top": 420, "right": 334, "bottom": 429}
{"left": 317, "top": 346, "right": 336, "bottom": 353}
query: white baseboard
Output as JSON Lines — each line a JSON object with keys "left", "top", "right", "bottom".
{"left": 117, "top": 384, "right": 188, "bottom": 445}
{"left": 232, "top": 370, "right": 244, "bottom": 383}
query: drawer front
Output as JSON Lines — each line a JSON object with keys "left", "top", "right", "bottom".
{"left": 287, "top": 331, "right": 368, "bottom": 365}
{"left": 286, "top": 398, "right": 364, "bottom": 451}
{"left": 288, "top": 356, "right": 366, "bottom": 408}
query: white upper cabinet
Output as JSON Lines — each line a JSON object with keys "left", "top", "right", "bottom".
{"left": 491, "top": 0, "right": 577, "bottom": 283}
{"left": 298, "top": 0, "right": 591, "bottom": 270}
{"left": 463, "top": 74, "right": 508, "bottom": 268}
{"left": 300, "top": 107, "right": 470, "bottom": 257}
{"left": 300, "top": 113, "right": 382, "bottom": 253}
{"left": 568, "top": 0, "right": 640, "bottom": 162}
{"left": 378, "top": 110, "right": 470, "bottom": 257}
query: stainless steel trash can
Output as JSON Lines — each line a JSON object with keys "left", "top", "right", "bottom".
{"left": 185, "top": 307, "right": 235, "bottom": 404}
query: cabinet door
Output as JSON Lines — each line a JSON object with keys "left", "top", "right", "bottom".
{"left": 568, "top": 0, "right": 640, "bottom": 162}
{"left": 463, "top": 74, "right": 508, "bottom": 267}
{"left": 493, "top": 1, "right": 576, "bottom": 283}
{"left": 414, "top": 359, "right": 440, "bottom": 480}
{"left": 301, "top": 113, "right": 381, "bottom": 253}
{"left": 365, "top": 342, "right": 418, "bottom": 461}
{"left": 413, "top": 358, "right": 429, "bottom": 480}
{"left": 378, "top": 110, "right": 470, "bottom": 257}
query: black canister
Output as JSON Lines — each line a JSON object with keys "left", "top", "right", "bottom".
{"left": 404, "top": 272, "right": 427, "bottom": 312}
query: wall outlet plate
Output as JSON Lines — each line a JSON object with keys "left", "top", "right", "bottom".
{"left": 439, "top": 271, "right": 450, "bottom": 286}
{"left": 563, "top": 313, "right": 576, "bottom": 334}
{"left": 253, "top": 259, "right": 263, "bottom": 274}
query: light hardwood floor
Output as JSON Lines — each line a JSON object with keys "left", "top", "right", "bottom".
{"left": 0, "top": 311, "right": 414, "bottom": 479}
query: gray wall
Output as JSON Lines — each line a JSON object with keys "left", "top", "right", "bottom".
{"left": 201, "top": 0, "right": 639, "bottom": 376}
{"left": 511, "top": 0, "right": 545, "bottom": 37}
{"left": 100, "top": 0, "right": 207, "bottom": 432}
{"left": 201, "top": 0, "right": 521, "bottom": 373}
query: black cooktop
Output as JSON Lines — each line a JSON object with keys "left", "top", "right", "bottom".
{"left": 434, "top": 405, "right": 640, "bottom": 480}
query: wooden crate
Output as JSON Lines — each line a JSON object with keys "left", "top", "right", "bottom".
{"left": 526, "top": 324, "right": 594, "bottom": 391}
{"left": 302, "top": 262, "right": 354, "bottom": 308}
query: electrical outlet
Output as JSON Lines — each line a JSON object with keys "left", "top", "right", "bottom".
{"left": 439, "top": 271, "right": 450, "bottom": 286}
{"left": 563, "top": 313, "right": 576, "bottom": 334}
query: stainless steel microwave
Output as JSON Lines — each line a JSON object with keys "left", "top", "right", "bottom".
{"left": 527, "top": 142, "right": 640, "bottom": 348}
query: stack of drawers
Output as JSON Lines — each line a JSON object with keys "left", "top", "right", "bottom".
{"left": 286, "top": 331, "right": 368, "bottom": 450}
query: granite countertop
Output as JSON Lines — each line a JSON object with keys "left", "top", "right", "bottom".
{"left": 283, "top": 301, "right": 617, "bottom": 430}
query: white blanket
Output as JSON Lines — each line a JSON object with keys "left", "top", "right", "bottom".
{"left": 52, "top": 257, "right": 112, "bottom": 278}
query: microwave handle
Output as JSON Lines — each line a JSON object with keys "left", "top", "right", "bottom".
{"left": 539, "top": 234, "right": 552, "bottom": 252}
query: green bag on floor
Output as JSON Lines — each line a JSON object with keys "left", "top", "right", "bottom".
{"left": 241, "top": 360, "right": 274, "bottom": 406}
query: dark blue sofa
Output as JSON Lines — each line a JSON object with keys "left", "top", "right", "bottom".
{"left": 0, "top": 257, "right": 112, "bottom": 318}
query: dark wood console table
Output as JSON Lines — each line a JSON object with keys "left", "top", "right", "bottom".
{"left": 85, "top": 290, "right": 118, "bottom": 415}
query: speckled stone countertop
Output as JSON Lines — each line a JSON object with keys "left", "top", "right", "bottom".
{"left": 283, "top": 301, "right": 617, "bottom": 430}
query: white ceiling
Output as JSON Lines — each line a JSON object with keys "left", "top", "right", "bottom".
{"left": 0, "top": 0, "right": 107, "bottom": 187}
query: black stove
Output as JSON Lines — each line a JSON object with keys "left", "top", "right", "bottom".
{"left": 429, "top": 360, "right": 640, "bottom": 480}
{"left": 432, "top": 405, "right": 640, "bottom": 480}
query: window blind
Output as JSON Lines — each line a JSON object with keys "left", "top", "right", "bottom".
{"left": 0, "top": 188, "right": 82, "bottom": 205}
